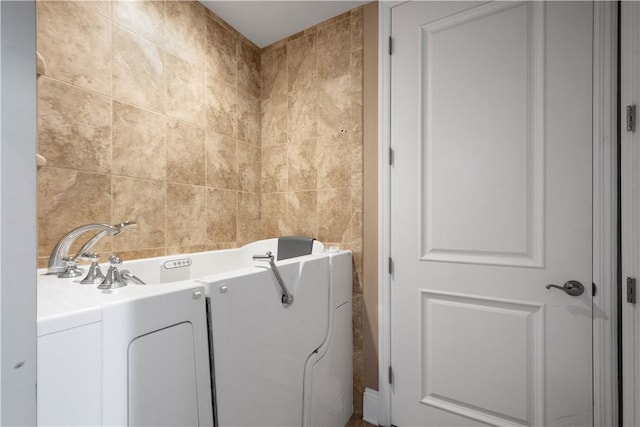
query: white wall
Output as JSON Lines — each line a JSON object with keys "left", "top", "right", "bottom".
{"left": 0, "top": 1, "right": 37, "bottom": 425}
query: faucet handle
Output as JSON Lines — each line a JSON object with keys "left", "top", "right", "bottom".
{"left": 81, "top": 252, "right": 100, "bottom": 262}
{"left": 98, "top": 255, "right": 126, "bottom": 290}
{"left": 58, "top": 257, "right": 84, "bottom": 278}
{"left": 79, "top": 253, "right": 105, "bottom": 285}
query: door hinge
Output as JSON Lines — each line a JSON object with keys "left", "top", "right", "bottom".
{"left": 628, "top": 277, "right": 636, "bottom": 304}
{"left": 389, "top": 147, "right": 394, "bottom": 166}
{"left": 388, "top": 257, "right": 394, "bottom": 275}
{"left": 592, "top": 282, "right": 597, "bottom": 297}
{"left": 389, "top": 36, "right": 393, "bottom": 55}
{"left": 388, "top": 366, "right": 394, "bottom": 385}
{"left": 627, "top": 105, "right": 636, "bottom": 132}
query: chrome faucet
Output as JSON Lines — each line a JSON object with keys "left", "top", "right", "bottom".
{"left": 47, "top": 221, "right": 136, "bottom": 277}
{"left": 96, "top": 255, "right": 146, "bottom": 289}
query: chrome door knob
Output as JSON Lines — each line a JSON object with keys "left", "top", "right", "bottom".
{"left": 546, "top": 280, "right": 585, "bottom": 296}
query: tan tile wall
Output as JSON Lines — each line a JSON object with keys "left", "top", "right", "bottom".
{"left": 260, "top": 8, "right": 365, "bottom": 414}
{"left": 36, "top": 0, "right": 262, "bottom": 266}
{"left": 36, "top": 0, "right": 367, "bottom": 417}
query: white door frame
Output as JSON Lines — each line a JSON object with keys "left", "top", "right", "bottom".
{"left": 0, "top": 1, "right": 38, "bottom": 425}
{"left": 377, "top": 2, "right": 619, "bottom": 426}
{"left": 621, "top": 3, "right": 640, "bottom": 426}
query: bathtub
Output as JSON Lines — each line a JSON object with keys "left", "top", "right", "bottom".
{"left": 37, "top": 238, "right": 353, "bottom": 427}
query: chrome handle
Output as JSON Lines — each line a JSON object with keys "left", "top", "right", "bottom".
{"left": 79, "top": 253, "right": 105, "bottom": 285}
{"left": 121, "top": 270, "right": 146, "bottom": 285}
{"left": 545, "top": 280, "right": 585, "bottom": 297}
{"left": 253, "top": 251, "right": 294, "bottom": 306}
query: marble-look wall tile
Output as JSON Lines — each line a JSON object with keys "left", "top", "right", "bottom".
{"left": 165, "top": 1, "right": 206, "bottom": 66}
{"left": 288, "top": 89, "right": 317, "bottom": 143}
{"left": 287, "top": 191, "right": 317, "bottom": 237}
{"left": 207, "top": 242, "right": 237, "bottom": 251}
{"left": 287, "top": 33, "right": 316, "bottom": 94}
{"left": 167, "top": 120, "right": 205, "bottom": 185}
{"left": 38, "top": 0, "right": 112, "bottom": 18}
{"left": 352, "top": 348, "right": 364, "bottom": 415}
{"left": 112, "top": 25, "right": 165, "bottom": 112}
{"left": 165, "top": 183, "right": 207, "bottom": 247}
{"left": 166, "top": 53, "right": 205, "bottom": 126}
{"left": 351, "top": 143, "right": 363, "bottom": 174}
{"left": 317, "top": 19, "right": 350, "bottom": 81}
{"left": 350, "top": 8, "right": 364, "bottom": 52}
{"left": 351, "top": 172, "right": 363, "bottom": 212}
{"left": 117, "top": 247, "right": 166, "bottom": 261}
{"left": 261, "top": 45, "right": 287, "bottom": 99}
{"left": 166, "top": 245, "right": 206, "bottom": 256}
{"left": 37, "top": 167, "right": 112, "bottom": 258}
{"left": 237, "top": 192, "right": 261, "bottom": 243}
{"left": 112, "top": 176, "right": 165, "bottom": 251}
{"left": 318, "top": 188, "right": 352, "bottom": 243}
{"left": 206, "top": 19, "right": 237, "bottom": 86}
{"left": 261, "top": 145, "right": 287, "bottom": 193}
{"left": 318, "top": 135, "right": 351, "bottom": 189}
{"left": 38, "top": 0, "right": 264, "bottom": 264}
{"left": 206, "top": 78, "right": 237, "bottom": 137}
{"left": 261, "top": 96, "right": 287, "bottom": 146}
{"left": 261, "top": 193, "right": 287, "bottom": 238}
{"left": 38, "top": 77, "right": 112, "bottom": 174}
{"left": 205, "top": 132, "right": 237, "bottom": 189}
{"left": 37, "top": 1, "right": 112, "bottom": 96}
{"left": 288, "top": 139, "right": 317, "bottom": 191}
{"left": 112, "top": 101, "right": 166, "bottom": 180}
{"left": 351, "top": 50, "right": 364, "bottom": 94}
{"left": 351, "top": 90, "right": 364, "bottom": 135}
{"left": 207, "top": 188, "right": 237, "bottom": 243}
{"left": 238, "top": 41, "right": 261, "bottom": 98}
{"left": 237, "top": 142, "right": 260, "bottom": 192}
{"left": 112, "top": 0, "right": 165, "bottom": 46}
{"left": 352, "top": 293, "right": 363, "bottom": 353}
{"left": 318, "top": 76, "right": 351, "bottom": 138}
{"left": 237, "top": 91, "right": 260, "bottom": 145}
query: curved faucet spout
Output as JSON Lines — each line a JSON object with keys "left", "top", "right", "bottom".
{"left": 73, "top": 221, "right": 137, "bottom": 260}
{"left": 47, "top": 221, "right": 137, "bottom": 276}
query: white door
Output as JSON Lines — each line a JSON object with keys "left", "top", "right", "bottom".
{"left": 389, "top": 2, "right": 593, "bottom": 426}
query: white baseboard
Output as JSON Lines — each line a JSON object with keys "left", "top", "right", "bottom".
{"left": 362, "top": 388, "right": 379, "bottom": 425}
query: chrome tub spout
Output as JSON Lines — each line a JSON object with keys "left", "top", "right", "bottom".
{"left": 47, "top": 221, "right": 136, "bottom": 277}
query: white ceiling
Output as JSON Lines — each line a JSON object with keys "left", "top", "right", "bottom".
{"left": 200, "top": 1, "right": 368, "bottom": 48}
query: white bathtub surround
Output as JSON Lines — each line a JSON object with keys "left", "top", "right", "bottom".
{"left": 36, "top": 239, "right": 352, "bottom": 427}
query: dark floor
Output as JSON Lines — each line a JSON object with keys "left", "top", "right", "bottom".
{"left": 346, "top": 414, "right": 377, "bottom": 427}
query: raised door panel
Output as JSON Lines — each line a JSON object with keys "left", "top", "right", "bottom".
{"left": 421, "top": 2, "right": 544, "bottom": 268}
{"left": 421, "top": 291, "right": 544, "bottom": 426}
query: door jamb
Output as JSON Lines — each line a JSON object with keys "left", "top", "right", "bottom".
{"left": 377, "top": 2, "right": 619, "bottom": 426}
{"left": 620, "top": 3, "right": 639, "bottom": 426}
{"left": 592, "top": 2, "right": 619, "bottom": 426}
